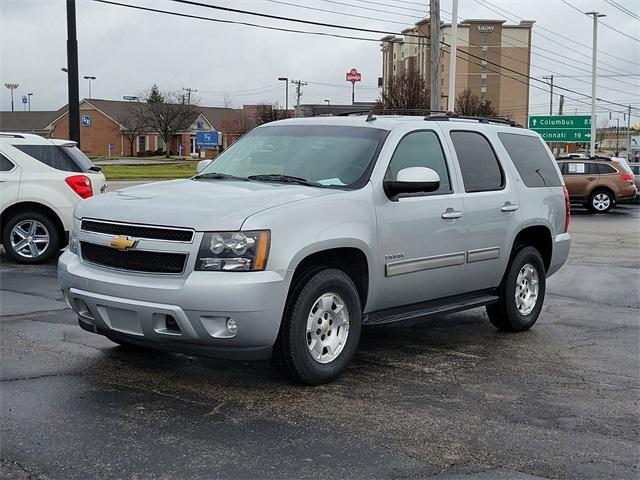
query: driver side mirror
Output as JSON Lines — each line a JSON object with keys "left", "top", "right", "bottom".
{"left": 196, "top": 159, "right": 213, "bottom": 174}
{"left": 384, "top": 167, "right": 440, "bottom": 200}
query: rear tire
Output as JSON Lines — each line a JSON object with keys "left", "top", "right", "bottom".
{"left": 588, "top": 189, "right": 614, "bottom": 213}
{"left": 487, "top": 246, "right": 546, "bottom": 332}
{"left": 2, "top": 211, "right": 61, "bottom": 264}
{"left": 272, "top": 268, "right": 362, "bottom": 385}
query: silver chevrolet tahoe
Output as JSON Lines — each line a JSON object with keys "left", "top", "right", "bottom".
{"left": 58, "top": 114, "right": 571, "bottom": 384}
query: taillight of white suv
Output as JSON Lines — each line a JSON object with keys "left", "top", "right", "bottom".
{"left": 65, "top": 175, "right": 93, "bottom": 199}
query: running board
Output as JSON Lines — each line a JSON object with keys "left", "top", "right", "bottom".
{"left": 363, "top": 291, "right": 499, "bottom": 326}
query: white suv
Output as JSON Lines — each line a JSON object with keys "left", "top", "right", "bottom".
{"left": 0, "top": 133, "right": 107, "bottom": 263}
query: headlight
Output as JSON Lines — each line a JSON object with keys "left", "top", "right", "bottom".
{"left": 196, "top": 230, "right": 270, "bottom": 271}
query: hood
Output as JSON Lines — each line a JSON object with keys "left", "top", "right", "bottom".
{"left": 75, "top": 179, "right": 337, "bottom": 231}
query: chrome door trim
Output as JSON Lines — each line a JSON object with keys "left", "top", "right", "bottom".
{"left": 467, "top": 247, "right": 500, "bottom": 263}
{"left": 386, "top": 251, "right": 466, "bottom": 277}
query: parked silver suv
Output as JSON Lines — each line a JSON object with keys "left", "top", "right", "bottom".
{"left": 58, "top": 114, "right": 571, "bottom": 384}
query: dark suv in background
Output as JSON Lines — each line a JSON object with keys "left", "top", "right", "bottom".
{"left": 557, "top": 158, "right": 637, "bottom": 213}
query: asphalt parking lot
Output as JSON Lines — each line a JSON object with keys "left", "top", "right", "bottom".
{"left": 1, "top": 204, "right": 639, "bottom": 480}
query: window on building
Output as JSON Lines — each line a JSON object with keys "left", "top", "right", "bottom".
{"left": 450, "top": 131, "right": 504, "bottom": 192}
{"left": 498, "top": 133, "right": 562, "bottom": 187}
{"left": 386, "top": 131, "right": 452, "bottom": 195}
{"left": 481, "top": 73, "right": 487, "bottom": 79}
{"left": 14, "top": 145, "right": 82, "bottom": 172}
{"left": 481, "top": 86, "right": 487, "bottom": 93}
{"left": 0, "top": 152, "right": 15, "bottom": 171}
{"left": 138, "top": 135, "right": 146, "bottom": 152}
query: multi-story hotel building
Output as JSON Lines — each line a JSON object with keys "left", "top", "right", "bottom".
{"left": 381, "top": 19, "right": 534, "bottom": 125}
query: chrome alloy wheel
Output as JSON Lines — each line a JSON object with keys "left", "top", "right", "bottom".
{"left": 592, "top": 193, "right": 611, "bottom": 211}
{"left": 10, "top": 220, "right": 50, "bottom": 259}
{"left": 306, "top": 292, "right": 350, "bottom": 364}
{"left": 515, "top": 263, "right": 539, "bottom": 316}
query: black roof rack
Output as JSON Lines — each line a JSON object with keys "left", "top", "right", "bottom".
{"left": 556, "top": 155, "right": 613, "bottom": 161}
{"left": 424, "top": 112, "right": 521, "bottom": 127}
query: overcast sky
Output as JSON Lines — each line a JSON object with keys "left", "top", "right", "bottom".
{"left": 1, "top": 0, "right": 638, "bottom": 124}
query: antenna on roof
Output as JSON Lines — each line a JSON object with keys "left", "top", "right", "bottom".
{"left": 365, "top": 110, "right": 376, "bottom": 122}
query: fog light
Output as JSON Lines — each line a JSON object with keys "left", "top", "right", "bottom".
{"left": 226, "top": 318, "right": 238, "bottom": 335}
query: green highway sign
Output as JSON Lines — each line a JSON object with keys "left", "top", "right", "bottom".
{"left": 529, "top": 115, "right": 591, "bottom": 143}
{"left": 528, "top": 115, "right": 591, "bottom": 129}
{"left": 533, "top": 129, "right": 591, "bottom": 143}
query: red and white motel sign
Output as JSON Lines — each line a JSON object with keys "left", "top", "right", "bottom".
{"left": 345, "top": 68, "right": 362, "bottom": 104}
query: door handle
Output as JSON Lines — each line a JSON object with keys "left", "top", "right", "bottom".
{"left": 501, "top": 203, "right": 519, "bottom": 213}
{"left": 441, "top": 208, "right": 463, "bottom": 219}
{"left": 0, "top": 179, "right": 6, "bottom": 183}
{"left": 586, "top": 176, "right": 596, "bottom": 181}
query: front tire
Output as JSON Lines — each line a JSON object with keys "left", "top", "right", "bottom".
{"left": 1, "top": 211, "right": 60, "bottom": 264}
{"left": 588, "top": 189, "right": 613, "bottom": 213}
{"left": 487, "top": 246, "right": 546, "bottom": 332}
{"left": 272, "top": 269, "right": 362, "bottom": 385}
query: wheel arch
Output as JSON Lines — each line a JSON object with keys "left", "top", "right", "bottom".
{"left": 1, "top": 201, "right": 66, "bottom": 242}
{"left": 590, "top": 186, "right": 616, "bottom": 202}
{"left": 510, "top": 225, "right": 553, "bottom": 273}
{"left": 288, "top": 246, "right": 370, "bottom": 310}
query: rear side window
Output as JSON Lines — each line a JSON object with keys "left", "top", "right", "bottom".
{"left": 387, "top": 131, "right": 451, "bottom": 194}
{"left": 595, "top": 163, "right": 616, "bottom": 174}
{"left": 450, "top": 131, "right": 504, "bottom": 192}
{"left": 14, "top": 145, "right": 82, "bottom": 172}
{"left": 0, "top": 152, "right": 15, "bottom": 171}
{"left": 498, "top": 133, "right": 562, "bottom": 187}
{"left": 566, "top": 162, "right": 596, "bottom": 175}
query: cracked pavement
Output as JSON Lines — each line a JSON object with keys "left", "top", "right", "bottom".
{"left": 1, "top": 205, "right": 639, "bottom": 479}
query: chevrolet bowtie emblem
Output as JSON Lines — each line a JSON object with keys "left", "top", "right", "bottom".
{"left": 110, "top": 235, "right": 137, "bottom": 251}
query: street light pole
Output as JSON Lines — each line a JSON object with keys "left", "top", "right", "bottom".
{"left": 278, "top": 77, "right": 288, "bottom": 111}
{"left": 324, "top": 99, "right": 330, "bottom": 106}
{"left": 586, "top": 11, "right": 605, "bottom": 158}
{"left": 542, "top": 75, "right": 554, "bottom": 115}
{"left": 84, "top": 76, "right": 96, "bottom": 99}
{"left": 4, "top": 83, "right": 18, "bottom": 112}
{"left": 447, "top": 0, "right": 458, "bottom": 112}
{"left": 28, "top": 93, "right": 33, "bottom": 112}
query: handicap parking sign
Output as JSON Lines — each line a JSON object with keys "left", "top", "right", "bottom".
{"left": 82, "top": 115, "right": 91, "bottom": 127}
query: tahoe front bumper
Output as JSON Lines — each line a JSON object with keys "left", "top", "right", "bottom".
{"left": 58, "top": 251, "right": 291, "bottom": 360}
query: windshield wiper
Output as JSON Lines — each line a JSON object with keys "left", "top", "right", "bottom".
{"left": 247, "top": 174, "right": 322, "bottom": 187}
{"left": 194, "top": 172, "right": 249, "bottom": 181}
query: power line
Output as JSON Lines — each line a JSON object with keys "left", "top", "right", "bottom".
{"left": 558, "top": 0, "right": 640, "bottom": 43}
{"left": 604, "top": 0, "right": 640, "bottom": 20}
{"left": 92, "top": 0, "right": 638, "bottom": 116}
{"left": 262, "top": 0, "right": 411, "bottom": 25}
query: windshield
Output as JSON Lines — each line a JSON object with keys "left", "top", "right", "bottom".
{"left": 198, "top": 125, "right": 388, "bottom": 188}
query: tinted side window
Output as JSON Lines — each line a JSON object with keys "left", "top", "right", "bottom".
{"left": 558, "top": 162, "right": 568, "bottom": 174}
{"left": 14, "top": 145, "right": 81, "bottom": 172}
{"left": 0, "top": 153, "right": 15, "bottom": 171}
{"left": 595, "top": 163, "right": 616, "bottom": 174}
{"left": 450, "top": 131, "right": 504, "bottom": 192}
{"left": 387, "top": 131, "right": 451, "bottom": 194}
{"left": 498, "top": 133, "right": 562, "bottom": 187}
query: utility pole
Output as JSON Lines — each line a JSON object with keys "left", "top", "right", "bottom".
{"left": 28, "top": 93, "right": 33, "bottom": 112}
{"left": 429, "top": 0, "right": 441, "bottom": 112}
{"left": 556, "top": 95, "right": 565, "bottom": 156}
{"left": 615, "top": 117, "right": 620, "bottom": 156}
{"left": 542, "top": 75, "right": 554, "bottom": 115}
{"left": 4, "top": 83, "right": 18, "bottom": 112}
{"left": 182, "top": 87, "right": 197, "bottom": 104}
{"left": 586, "top": 11, "right": 605, "bottom": 158}
{"left": 291, "top": 80, "right": 307, "bottom": 116}
{"left": 627, "top": 105, "right": 632, "bottom": 159}
{"left": 447, "top": 0, "right": 458, "bottom": 112}
{"left": 66, "top": 0, "right": 80, "bottom": 146}
{"left": 277, "top": 77, "right": 289, "bottom": 111}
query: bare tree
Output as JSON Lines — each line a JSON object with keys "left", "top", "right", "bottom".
{"left": 115, "top": 103, "right": 147, "bottom": 157}
{"left": 377, "top": 69, "right": 430, "bottom": 111}
{"left": 140, "top": 87, "right": 197, "bottom": 157}
{"left": 221, "top": 95, "right": 233, "bottom": 108}
{"left": 596, "top": 118, "right": 609, "bottom": 147}
{"left": 220, "top": 111, "right": 251, "bottom": 136}
{"left": 254, "top": 102, "right": 290, "bottom": 126}
{"left": 454, "top": 89, "right": 497, "bottom": 117}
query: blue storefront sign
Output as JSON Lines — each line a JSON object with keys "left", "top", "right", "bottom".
{"left": 81, "top": 115, "right": 91, "bottom": 127}
{"left": 196, "top": 131, "right": 220, "bottom": 148}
